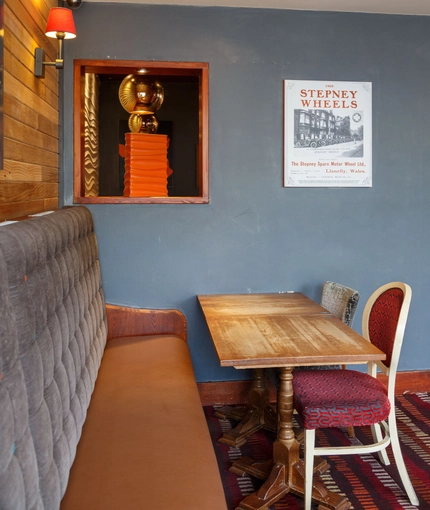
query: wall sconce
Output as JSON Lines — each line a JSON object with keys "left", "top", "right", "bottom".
{"left": 34, "top": 7, "right": 76, "bottom": 78}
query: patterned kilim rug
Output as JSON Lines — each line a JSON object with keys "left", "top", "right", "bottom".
{"left": 205, "top": 392, "right": 430, "bottom": 509}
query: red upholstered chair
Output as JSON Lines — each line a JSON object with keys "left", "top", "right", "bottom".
{"left": 293, "top": 282, "right": 419, "bottom": 509}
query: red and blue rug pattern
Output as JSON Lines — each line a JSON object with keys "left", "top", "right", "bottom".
{"left": 204, "top": 392, "right": 430, "bottom": 509}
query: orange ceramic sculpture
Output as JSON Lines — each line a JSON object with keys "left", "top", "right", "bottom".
{"left": 123, "top": 133, "right": 172, "bottom": 197}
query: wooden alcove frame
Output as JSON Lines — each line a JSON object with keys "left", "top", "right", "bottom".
{"left": 73, "top": 59, "right": 209, "bottom": 204}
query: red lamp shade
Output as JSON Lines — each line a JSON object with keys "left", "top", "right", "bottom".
{"left": 45, "top": 8, "right": 76, "bottom": 39}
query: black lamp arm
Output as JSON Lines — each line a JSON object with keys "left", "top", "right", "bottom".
{"left": 34, "top": 32, "right": 66, "bottom": 78}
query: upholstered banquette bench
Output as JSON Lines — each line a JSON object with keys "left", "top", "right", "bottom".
{"left": 0, "top": 206, "right": 227, "bottom": 510}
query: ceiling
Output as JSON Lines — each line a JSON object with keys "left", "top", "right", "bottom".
{"left": 84, "top": 0, "right": 430, "bottom": 16}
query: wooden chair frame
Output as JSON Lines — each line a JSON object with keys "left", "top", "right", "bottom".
{"left": 303, "top": 282, "right": 419, "bottom": 509}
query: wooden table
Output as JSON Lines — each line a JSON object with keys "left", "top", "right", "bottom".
{"left": 198, "top": 292, "right": 386, "bottom": 510}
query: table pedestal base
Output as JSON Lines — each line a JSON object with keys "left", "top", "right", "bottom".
{"left": 230, "top": 455, "right": 329, "bottom": 480}
{"left": 232, "top": 459, "right": 349, "bottom": 510}
{"left": 217, "top": 368, "right": 277, "bottom": 448}
{"left": 230, "top": 367, "right": 351, "bottom": 510}
{"left": 214, "top": 404, "right": 248, "bottom": 422}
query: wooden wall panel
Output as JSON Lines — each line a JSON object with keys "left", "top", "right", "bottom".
{"left": 0, "top": 0, "right": 59, "bottom": 221}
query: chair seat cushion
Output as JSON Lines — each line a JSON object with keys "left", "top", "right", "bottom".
{"left": 293, "top": 369, "right": 390, "bottom": 430}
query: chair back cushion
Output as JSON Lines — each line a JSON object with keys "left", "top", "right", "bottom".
{"left": 368, "top": 287, "right": 403, "bottom": 367}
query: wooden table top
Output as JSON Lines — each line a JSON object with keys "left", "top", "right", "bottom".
{"left": 198, "top": 292, "right": 386, "bottom": 369}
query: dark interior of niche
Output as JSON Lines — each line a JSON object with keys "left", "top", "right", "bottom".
{"left": 97, "top": 74, "right": 200, "bottom": 197}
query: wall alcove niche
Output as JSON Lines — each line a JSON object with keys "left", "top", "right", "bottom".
{"left": 73, "top": 60, "right": 209, "bottom": 204}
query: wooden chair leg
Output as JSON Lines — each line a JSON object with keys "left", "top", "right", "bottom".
{"left": 304, "top": 429, "right": 316, "bottom": 510}
{"left": 342, "top": 364, "right": 355, "bottom": 438}
{"left": 388, "top": 413, "right": 419, "bottom": 506}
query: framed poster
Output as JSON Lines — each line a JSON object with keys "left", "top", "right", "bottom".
{"left": 284, "top": 80, "right": 372, "bottom": 187}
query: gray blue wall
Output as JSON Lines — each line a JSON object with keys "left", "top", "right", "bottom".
{"left": 62, "top": 4, "right": 430, "bottom": 381}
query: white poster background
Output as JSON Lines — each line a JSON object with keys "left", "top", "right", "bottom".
{"left": 284, "top": 80, "right": 372, "bottom": 187}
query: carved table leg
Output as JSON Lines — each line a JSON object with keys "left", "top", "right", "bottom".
{"left": 231, "top": 367, "right": 351, "bottom": 510}
{"left": 218, "top": 368, "right": 277, "bottom": 448}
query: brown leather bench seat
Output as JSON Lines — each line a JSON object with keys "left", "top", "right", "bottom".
{"left": 61, "top": 335, "right": 227, "bottom": 509}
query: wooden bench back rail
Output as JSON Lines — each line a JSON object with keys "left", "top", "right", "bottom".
{"left": 106, "top": 304, "right": 187, "bottom": 342}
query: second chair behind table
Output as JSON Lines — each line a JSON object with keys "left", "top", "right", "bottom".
{"left": 214, "top": 281, "right": 360, "bottom": 441}
{"left": 321, "top": 280, "right": 360, "bottom": 328}
{"left": 302, "top": 280, "right": 360, "bottom": 369}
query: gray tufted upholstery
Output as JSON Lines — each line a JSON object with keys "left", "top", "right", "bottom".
{"left": 0, "top": 207, "right": 107, "bottom": 510}
{"left": 294, "top": 281, "right": 360, "bottom": 372}
{"left": 320, "top": 281, "right": 360, "bottom": 328}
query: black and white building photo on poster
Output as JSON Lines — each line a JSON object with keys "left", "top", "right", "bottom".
{"left": 284, "top": 80, "right": 372, "bottom": 187}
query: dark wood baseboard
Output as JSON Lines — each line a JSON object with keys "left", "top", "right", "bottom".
{"left": 198, "top": 370, "right": 430, "bottom": 407}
